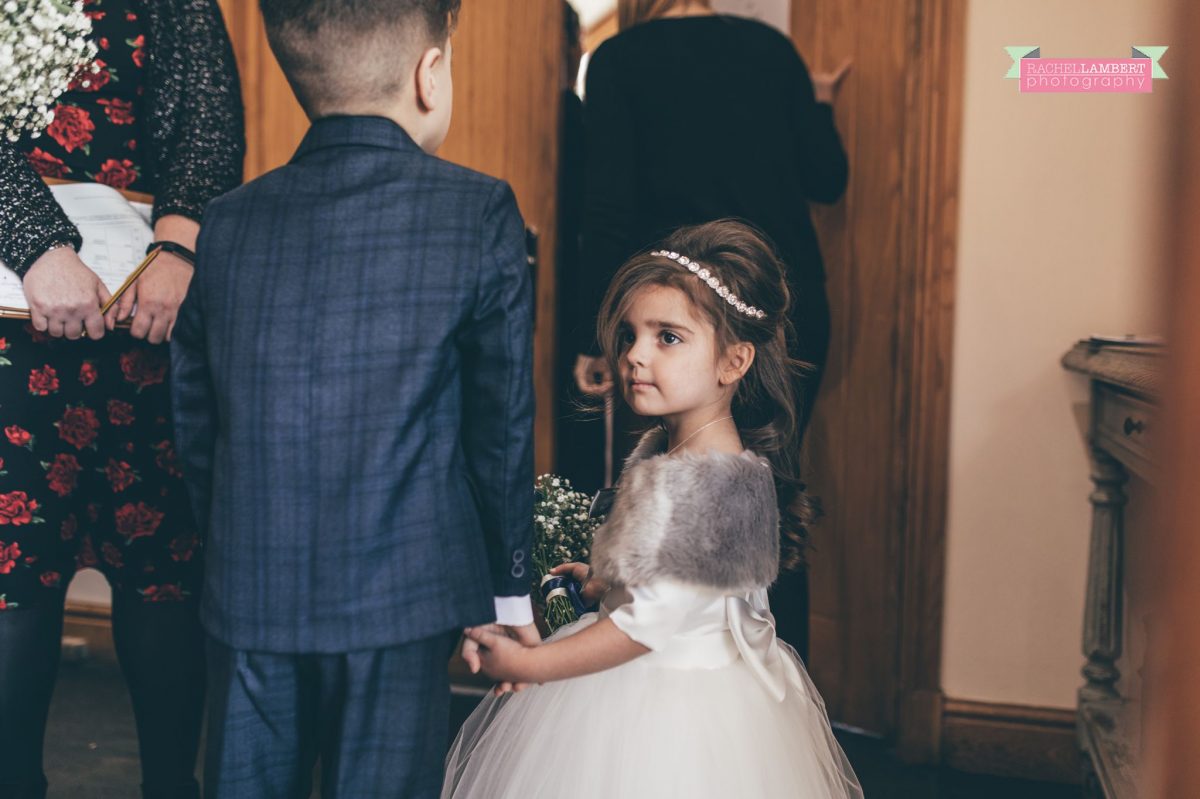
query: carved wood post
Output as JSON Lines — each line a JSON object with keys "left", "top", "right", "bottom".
{"left": 1080, "top": 444, "right": 1127, "bottom": 704}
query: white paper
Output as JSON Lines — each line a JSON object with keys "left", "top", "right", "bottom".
{"left": 0, "top": 183, "right": 153, "bottom": 311}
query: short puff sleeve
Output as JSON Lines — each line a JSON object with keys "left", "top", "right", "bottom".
{"left": 606, "top": 580, "right": 712, "bottom": 651}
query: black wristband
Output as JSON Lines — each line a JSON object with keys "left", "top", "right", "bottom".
{"left": 146, "top": 240, "right": 196, "bottom": 266}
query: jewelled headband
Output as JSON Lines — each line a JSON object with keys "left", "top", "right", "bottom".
{"left": 650, "top": 249, "right": 767, "bottom": 320}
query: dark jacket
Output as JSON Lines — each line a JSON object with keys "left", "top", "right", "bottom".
{"left": 0, "top": 0, "right": 244, "bottom": 275}
{"left": 576, "top": 15, "right": 848, "bottom": 353}
{"left": 171, "top": 116, "right": 536, "bottom": 653}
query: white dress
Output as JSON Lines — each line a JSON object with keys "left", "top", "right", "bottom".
{"left": 442, "top": 579, "right": 863, "bottom": 798}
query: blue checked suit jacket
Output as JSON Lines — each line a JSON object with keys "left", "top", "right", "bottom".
{"left": 171, "top": 116, "right": 535, "bottom": 653}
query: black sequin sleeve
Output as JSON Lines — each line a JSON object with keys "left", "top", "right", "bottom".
{"left": 148, "top": 0, "right": 245, "bottom": 225}
{"left": 0, "top": 144, "right": 83, "bottom": 277}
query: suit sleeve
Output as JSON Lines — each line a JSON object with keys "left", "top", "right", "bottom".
{"left": 790, "top": 50, "right": 849, "bottom": 204}
{"left": 460, "top": 181, "right": 535, "bottom": 597}
{"left": 169, "top": 223, "right": 218, "bottom": 535}
{"left": 577, "top": 45, "right": 638, "bottom": 355}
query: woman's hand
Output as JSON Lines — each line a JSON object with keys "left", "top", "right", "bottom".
{"left": 812, "top": 58, "right": 853, "bottom": 105}
{"left": 463, "top": 625, "right": 540, "bottom": 695}
{"left": 551, "top": 562, "right": 608, "bottom": 606}
{"left": 110, "top": 251, "right": 194, "bottom": 344}
{"left": 574, "top": 354, "right": 614, "bottom": 396}
{"left": 111, "top": 214, "right": 200, "bottom": 344}
{"left": 22, "top": 246, "right": 111, "bottom": 340}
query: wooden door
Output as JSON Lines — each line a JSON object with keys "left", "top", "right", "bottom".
{"left": 438, "top": 1, "right": 563, "bottom": 473}
{"left": 217, "top": 0, "right": 562, "bottom": 471}
{"left": 1145, "top": 0, "right": 1200, "bottom": 792}
{"left": 789, "top": 0, "right": 963, "bottom": 751}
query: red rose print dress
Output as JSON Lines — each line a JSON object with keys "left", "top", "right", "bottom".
{"left": 22, "top": 0, "right": 150, "bottom": 192}
{"left": 0, "top": 0, "right": 201, "bottom": 611}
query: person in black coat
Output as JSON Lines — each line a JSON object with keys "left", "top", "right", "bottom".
{"left": 572, "top": 0, "right": 850, "bottom": 661}
{"left": 553, "top": 1, "right": 607, "bottom": 496}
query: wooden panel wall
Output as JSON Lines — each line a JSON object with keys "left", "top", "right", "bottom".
{"left": 215, "top": 0, "right": 309, "bottom": 179}
{"left": 789, "top": 0, "right": 963, "bottom": 747}
{"left": 439, "top": 2, "right": 563, "bottom": 473}
{"left": 216, "top": 0, "right": 562, "bottom": 472}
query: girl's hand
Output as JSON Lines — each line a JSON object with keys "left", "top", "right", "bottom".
{"left": 464, "top": 625, "right": 539, "bottom": 695}
{"left": 551, "top": 562, "right": 608, "bottom": 606}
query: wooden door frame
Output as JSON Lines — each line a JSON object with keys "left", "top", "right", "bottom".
{"left": 891, "top": 0, "right": 965, "bottom": 761}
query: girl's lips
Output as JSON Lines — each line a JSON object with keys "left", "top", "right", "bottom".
{"left": 630, "top": 380, "right": 655, "bottom": 391}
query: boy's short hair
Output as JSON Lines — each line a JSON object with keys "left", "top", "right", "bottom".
{"left": 260, "top": 0, "right": 462, "bottom": 116}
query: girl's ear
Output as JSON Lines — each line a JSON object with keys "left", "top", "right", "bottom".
{"left": 719, "top": 341, "right": 756, "bottom": 386}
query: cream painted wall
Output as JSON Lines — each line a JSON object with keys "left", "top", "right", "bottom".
{"left": 941, "top": 0, "right": 1173, "bottom": 708}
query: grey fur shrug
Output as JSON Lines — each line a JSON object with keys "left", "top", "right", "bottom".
{"left": 590, "top": 428, "right": 781, "bottom": 592}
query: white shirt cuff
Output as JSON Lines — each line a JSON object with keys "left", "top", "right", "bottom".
{"left": 494, "top": 595, "right": 534, "bottom": 626}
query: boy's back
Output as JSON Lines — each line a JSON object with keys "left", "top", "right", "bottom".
{"left": 171, "top": 116, "right": 535, "bottom": 653}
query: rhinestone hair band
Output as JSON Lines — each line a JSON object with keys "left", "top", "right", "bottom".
{"left": 650, "top": 249, "right": 767, "bottom": 319}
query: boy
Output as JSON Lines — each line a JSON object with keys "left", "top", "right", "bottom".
{"left": 170, "top": 2, "right": 537, "bottom": 795}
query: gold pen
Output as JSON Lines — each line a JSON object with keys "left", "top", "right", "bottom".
{"left": 100, "top": 246, "right": 161, "bottom": 316}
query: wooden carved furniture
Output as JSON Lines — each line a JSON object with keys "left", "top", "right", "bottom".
{"left": 1062, "top": 339, "right": 1163, "bottom": 798}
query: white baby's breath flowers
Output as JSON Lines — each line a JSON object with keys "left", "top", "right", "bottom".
{"left": 531, "top": 474, "right": 605, "bottom": 632}
{"left": 1, "top": 0, "right": 96, "bottom": 143}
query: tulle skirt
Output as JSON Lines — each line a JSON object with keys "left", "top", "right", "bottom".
{"left": 442, "top": 615, "right": 863, "bottom": 798}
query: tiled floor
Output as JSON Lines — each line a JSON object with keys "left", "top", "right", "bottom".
{"left": 42, "top": 652, "right": 1082, "bottom": 798}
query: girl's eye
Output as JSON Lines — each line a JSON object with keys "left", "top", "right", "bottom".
{"left": 660, "top": 331, "right": 681, "bottom": 345}
{"left": 618, "top": 329, "right": 635, "bottom": 347}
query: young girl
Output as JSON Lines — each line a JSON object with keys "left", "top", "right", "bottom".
{"left": 443, "top": 221, "right": 862, "bottom": 798}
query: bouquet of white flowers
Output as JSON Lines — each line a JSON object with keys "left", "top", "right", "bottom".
{"left": 531, "top": 474, "right": 604, "bottom": 633}
{"left": 0, "top": 0, "right": 97, "bottom": 144}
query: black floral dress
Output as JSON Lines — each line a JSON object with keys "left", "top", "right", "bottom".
{"left": 0, "top": 0, "right": 202, "bottom": 611}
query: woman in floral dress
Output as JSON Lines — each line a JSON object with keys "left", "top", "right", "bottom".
{"left": 0, "top": 1, "right": 242, "bottom": 797}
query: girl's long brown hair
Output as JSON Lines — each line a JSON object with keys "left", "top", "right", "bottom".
{"left": 596, "top": 219, "right": 818, "bottom": 570}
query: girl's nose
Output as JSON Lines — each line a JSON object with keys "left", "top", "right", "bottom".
{"left": 625, "top": 336, "right": 649, "bottom": 368}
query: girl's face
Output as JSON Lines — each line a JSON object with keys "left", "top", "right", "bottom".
{"left": 616, "top": 285, "right": 730, "bottom": 419}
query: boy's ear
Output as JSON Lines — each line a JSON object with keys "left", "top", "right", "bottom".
{"left": 414, "top": 44, "right": 446, "bottom": 112}
{"left": 719, "top": 342, "right": 756, "bottom": 386}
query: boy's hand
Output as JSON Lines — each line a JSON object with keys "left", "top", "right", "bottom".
{"left": 463, "top": 624, "right": 539, "bottom": 695}
{"left": 551, "top": 562, "right": 607, "bottom": 606}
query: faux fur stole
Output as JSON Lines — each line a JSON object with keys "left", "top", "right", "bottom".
{"left": 589, "top": 427, "right": 781, "bottom": 592}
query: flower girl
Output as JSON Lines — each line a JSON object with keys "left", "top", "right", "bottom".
{"left": 443, "top": 220, "right": 863, "bottom": 798}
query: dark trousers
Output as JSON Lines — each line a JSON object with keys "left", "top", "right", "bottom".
{"left": 204, "top": 631, "right": 460, "bottom": 799}
{"left": 0, "top": 592, "right": 205, "bottom": 799}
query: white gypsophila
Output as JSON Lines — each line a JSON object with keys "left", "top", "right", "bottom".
{"left": 1, "top": 0, "right": 97, "bottom": 144}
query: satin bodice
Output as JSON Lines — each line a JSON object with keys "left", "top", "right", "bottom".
{"left": 601, "top": 580, "right": 807, "bottom": 703}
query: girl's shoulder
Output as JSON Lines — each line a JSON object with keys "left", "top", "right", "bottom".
{"left": 620, "top": 426, "right": 774, "bottom": 487}
{"left": 590, "top": 429, "right": 780, "bottom": 592}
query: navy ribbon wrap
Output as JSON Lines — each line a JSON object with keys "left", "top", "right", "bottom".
{"left": 539, "top": 574, "right": 594, "bottom": 617}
